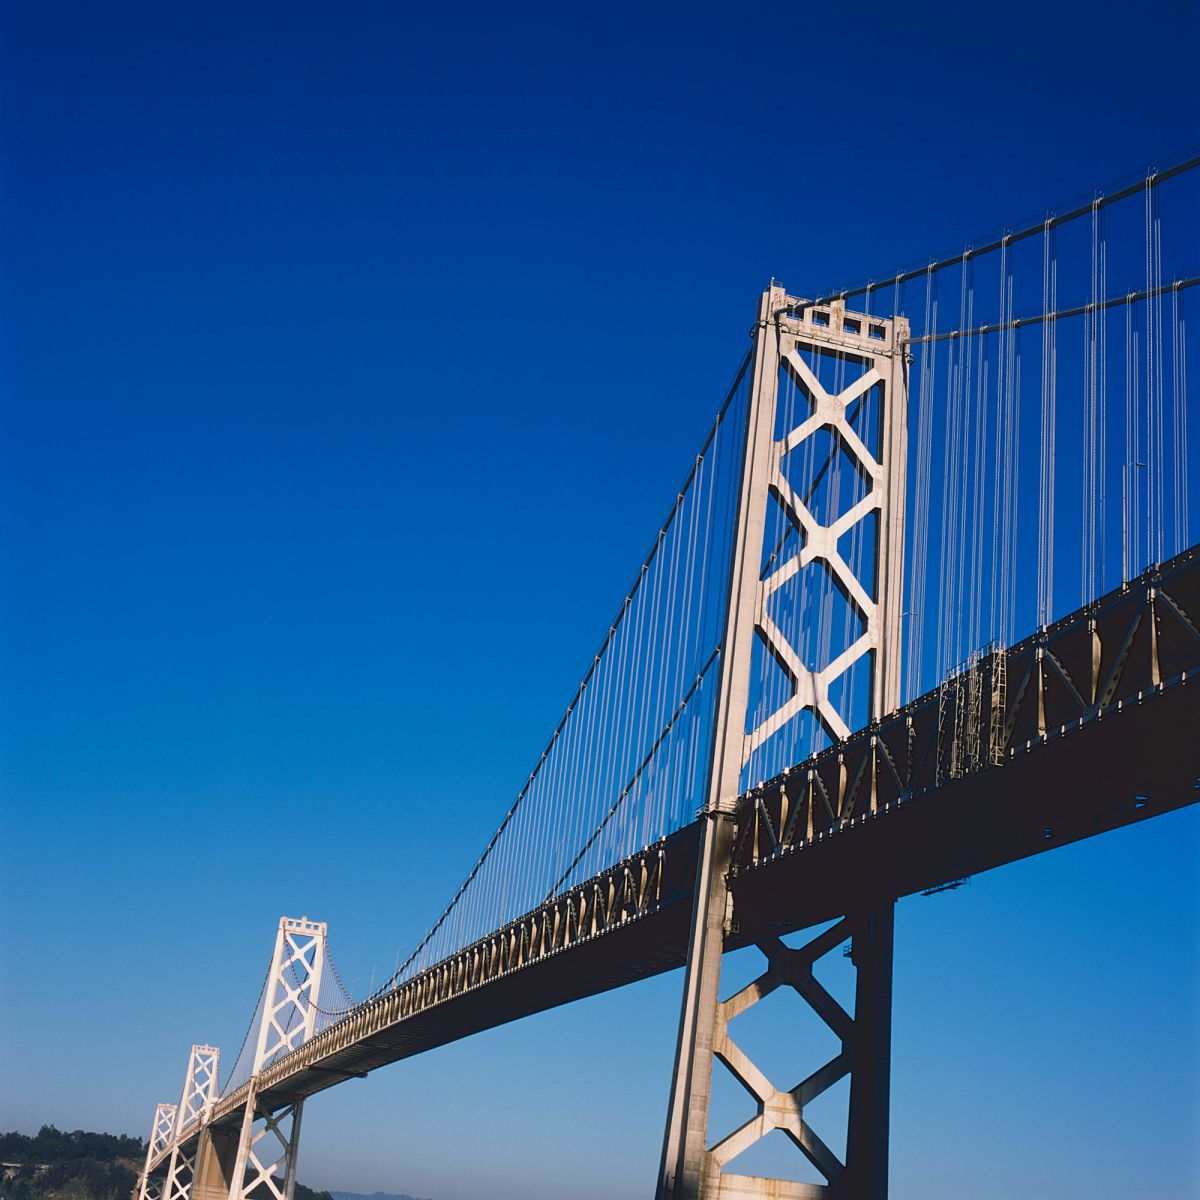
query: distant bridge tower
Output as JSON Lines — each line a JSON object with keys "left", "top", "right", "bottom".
{"left": 161, "top": 1046, "right": 220, "bottom": 1200}
{"left": 219, "top": 916, "right": 326, "bottom": 1200}
{"left": 658, "top": 285, "right": 910, "bottom": 1200}
{"left": 137, "top": 1104, "right": 178, "bottom": 1200}
{"left": 140, "top": 917, "right": 328, "bottom": 1200}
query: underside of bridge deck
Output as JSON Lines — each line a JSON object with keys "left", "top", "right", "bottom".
{"left": 732, "top": 675, "right": 1198, "bottom": 935}
{"left": 230, "top": 665, "right": 1196, "bottom": 1119}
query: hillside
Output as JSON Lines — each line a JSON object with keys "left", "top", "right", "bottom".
{"left": 1, "top": 1128, "right": 143, "bottom": 1200}
{"left": 0, "top": 1130, "right": 339, "bottom": 1200}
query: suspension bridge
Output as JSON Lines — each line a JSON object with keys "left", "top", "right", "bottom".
{"left": 134, "top": 153, "right": 1200, "bottom": 1200}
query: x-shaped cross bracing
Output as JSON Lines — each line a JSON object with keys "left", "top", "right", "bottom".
{"left": 176, "top": 1046, "right": 219, "bottom": 1133}
{"left": 238, "top": 1104, "right": 301, "bottom": 1200}
{"left": 707, "top": 921, "right": 854, "bottom": 1188}
{"left": 747, "top": 350, "right": 885, "bottom": 759}
{"left": 136, "top": 1103, "right": 178, "bottom": 1200}
{"left": 159, "top": 1045, "right": 219, "bottom": 1200}
{"left": 162, "top": 1138, "right": 197, "bottom": 1200}
{"left": 150, "top": 1104, "right": 176, "bottom": 1157}
{"left": 258, "top": 923, "right": 324, "bottom": 1071}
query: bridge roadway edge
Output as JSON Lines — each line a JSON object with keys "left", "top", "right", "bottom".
{"left": 241, "top": 830, "right": 705, "bottom": 1117}
{"left": 166, "top": 553, "right": 1200, "bottom": 1149}
{"left": 203, "top": 679, "right": 1196, "bottom": 1129}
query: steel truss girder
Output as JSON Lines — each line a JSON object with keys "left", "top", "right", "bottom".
{"left": 732, "top": 547, "right": 1200, "bottom": 876}
{"left": 214, "top": 842, "right": 686, "bottom": 1108}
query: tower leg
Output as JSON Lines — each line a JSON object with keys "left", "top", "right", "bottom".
{"left": 842, "top": 903, "right": 894, "bottom": 1200}
{"left": 281, "top": 1103, "right": 304, "bottom": 1200}
{"left": 658, "top": 813, "right": 736, "bottom": 1200}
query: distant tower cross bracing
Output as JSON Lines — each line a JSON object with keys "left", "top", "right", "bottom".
{"left": 224, "top": 917, "right": 325, "bottom": 1200}
{"left": 136, "top": 918, "right": 327, "bottom": 1200}
{"left": 137, "top": 1104, "right": 177, "bottom": 1200}
{"left": 161, "top": 1046, "right": 220, "bottom": 1200}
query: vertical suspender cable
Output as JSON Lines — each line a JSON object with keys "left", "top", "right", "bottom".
{"left": 1097, "top": 203, "right": 1108, "bottom": 589}
{"left": 1145, "top": 174, "right": 1158, "bottom": 565}
{"left": 990, "top": 235, "right": 1010, "bottom": 644}
{"left": 1172, "top": 282, "right": 1190, "bottom": 553}
{"left": 1009, "top": 325, "right": 1022, "bottom": 641}
{"left": 1150, "top": 174, "right": 1165, "bottom": 565}
{"left": 909, "top": 266, "right": 936, "bottom": 698}
{"left": 1038, "top": 218, "right": 1057, "bottom": 625}
{"left": 1083, "top": 199, "right": 1099, "bottom": 604}
{"left": 970, "top": 332, "right": 987, "bottom": 652}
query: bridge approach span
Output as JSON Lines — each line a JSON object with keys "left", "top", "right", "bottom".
{"left": 151, "top": 546, "right": 1200, "bottom": 1172}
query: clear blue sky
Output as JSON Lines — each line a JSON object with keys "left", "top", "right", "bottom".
{"left": 1, "top": 3, "right": 1197, "bottom": 1199}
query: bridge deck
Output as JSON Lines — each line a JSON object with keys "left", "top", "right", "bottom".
{"left": 156, "top": 549, "right": 1200, "bottom": 1162}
